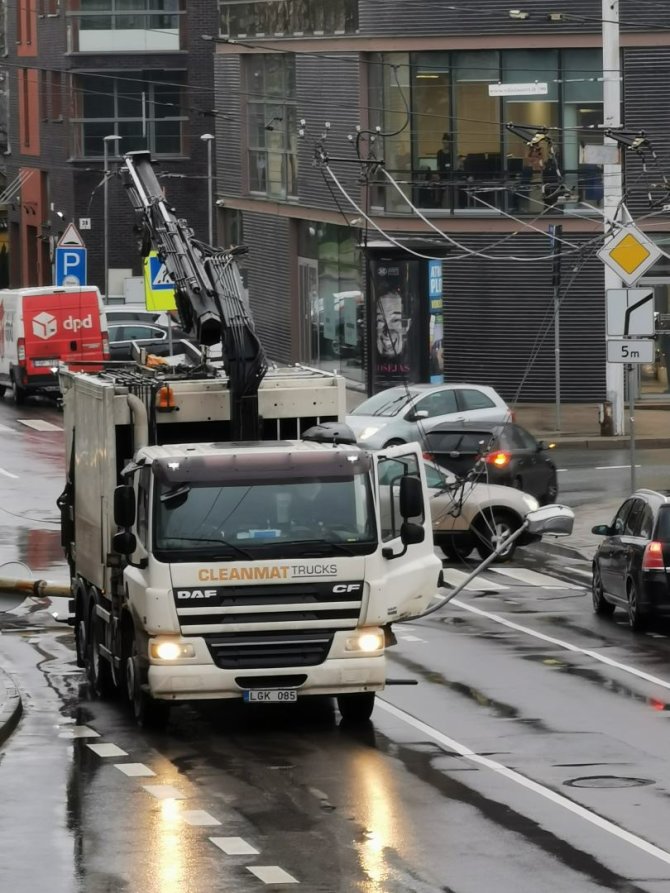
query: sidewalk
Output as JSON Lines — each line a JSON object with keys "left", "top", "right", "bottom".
{"left": 0, "top": 665, "right": 22, "bottom": 746}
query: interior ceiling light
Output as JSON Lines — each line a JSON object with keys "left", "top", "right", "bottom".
{"left": 509, "top": 9, "right": 529, "bottom": 18}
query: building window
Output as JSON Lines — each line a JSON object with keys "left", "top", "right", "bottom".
{"left": 71, "top": 71, "right": 186, "bottom": 158}
{"left": 219, "top": 0, "right": 358, "bottom": 37}
{"left": 297, "top": 221, "right": 363, "bottom": 384}
{"left": 369, "top": 48, "right": 603, "bottom": 216}
{"left": 66, "top": 0, "right": 182, "bottom": 52}
{"left": 246, "top": 55, "right": 297, "bottom": 199}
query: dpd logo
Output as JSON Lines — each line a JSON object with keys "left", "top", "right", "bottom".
{"left": 32, "top": 312, "right": 57, "bottom": 340}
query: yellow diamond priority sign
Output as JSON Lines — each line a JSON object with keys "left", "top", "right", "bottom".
{"left": 598, "top": 225, "right": 662, "bottom": 285}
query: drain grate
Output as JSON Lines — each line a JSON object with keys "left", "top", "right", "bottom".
{"left": 564, "top": 775, "right": 654, "bottom": 789}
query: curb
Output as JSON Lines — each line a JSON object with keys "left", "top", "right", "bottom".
{"left": 0, "top": 667, "right": 22, "bottom": 746}
{"left": 549, "top": 437, "right": 670, "bottom": 450}
{"left": 526, "top": 539, "right": 593, "bottom": 563}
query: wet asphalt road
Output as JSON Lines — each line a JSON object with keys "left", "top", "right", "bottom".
{"left": 4, "top": 400, "right": 670, "bottom": 891}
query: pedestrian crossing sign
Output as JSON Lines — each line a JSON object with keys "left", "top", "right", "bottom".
{"left": 143, "top": 251, "right": 176, "bottom": 311}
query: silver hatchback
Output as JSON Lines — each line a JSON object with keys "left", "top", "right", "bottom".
{"left": 346, "top": 383, "right": 511, "bottom": 450}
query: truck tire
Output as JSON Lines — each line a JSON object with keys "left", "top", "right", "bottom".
{"left": 86, "top": 603, "right": 116, "bottom": 699}
{"left": 337, "top": 692, "right": 375, "bottom": 723}
{"left": 126, "top": 637, "right": 170, "bottom": 730}
{"left": 11, "top": 378, "right": 25, "bottom": 406}
{"left": 0, "top": 385, "right": 5, "bottom": 398}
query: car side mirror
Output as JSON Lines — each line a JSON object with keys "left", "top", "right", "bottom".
{"left": 537, "top": 440, "right": 555, "bottom": 451}
{"left": 113, "top": 530, "right": 137, "bottom": 556}
{"left": 406, "top": 409, "right": 429, "bottom": 422}
{"left": 399, "top": 475, "right": 424, "bottom": 519}
{"left": 114, "top": 485, "right": 136, "bottom": 528}
{"left": 591, "top": 524, "right": 612, "bottom": 536}
{"left": 400, "top": 520, "right": 425, "bottom": 546}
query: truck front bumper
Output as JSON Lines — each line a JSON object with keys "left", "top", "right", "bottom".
{"left": 147, "top": 655, "right": 386, "bottom": 701}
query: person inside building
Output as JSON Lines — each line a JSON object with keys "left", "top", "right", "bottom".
{"left": 436, "top": 133, "right": 454, "bottom": 207}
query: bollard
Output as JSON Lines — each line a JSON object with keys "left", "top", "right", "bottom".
{"left": 598, "top": 401, "right": 614, "bottom": 437}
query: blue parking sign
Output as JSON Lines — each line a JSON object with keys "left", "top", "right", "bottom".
{"left": 55, "top": 246, "right": 87, "bottom": 286}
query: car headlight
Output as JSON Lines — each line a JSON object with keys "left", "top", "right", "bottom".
{"left": 522, "top": 494, "right": 540, "bottom": 512}
{"left": 358, "top": 425, "right": 382, "bottom": 441}
{"left": 345, "top": 629, "right": 385, "bottom": 653}
{"left": 150, "top": 640, "right": 196, "bottom": 660}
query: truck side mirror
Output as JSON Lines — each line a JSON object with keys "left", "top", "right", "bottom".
{"left": 113, "top": 530, "right": 137, "bottom": 556}
{"left": 114, "top": 484, "right": 136, "bottom": 528}
{"left": 400, "top": 521, "right": 425, "bottom": 546}
{"left": 399, "top": 475, "right": 424, "bottom": 519}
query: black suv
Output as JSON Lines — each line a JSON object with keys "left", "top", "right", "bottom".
{"left": 591, "top": 489, "right": 670, "bottom": 630}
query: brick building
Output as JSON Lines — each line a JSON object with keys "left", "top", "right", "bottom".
{"left": 5, "top": 1, "right": 218, "bottom": 298}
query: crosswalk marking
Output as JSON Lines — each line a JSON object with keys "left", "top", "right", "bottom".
{"left": 0, "top": 424, "right": 16, "bottom": 434}
{"left": 489, "top": 566, "right": 582, "bottom": 590}
{"left": 17, "top": 419, "right": 63, "bottom": 432}
{"left": 441, "top": 567, "right": 509, "bottom": 592}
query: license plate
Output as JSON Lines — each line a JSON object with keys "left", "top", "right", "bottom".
{"left": 33, "top": 359, "right": 58, "bottom": 367}
{"left": 243, "top": 689, "right": 297, "bottom": 703}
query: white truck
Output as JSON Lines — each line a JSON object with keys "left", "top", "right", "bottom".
{"left": 58, "top": 152, "right": 442, "bottom": 727}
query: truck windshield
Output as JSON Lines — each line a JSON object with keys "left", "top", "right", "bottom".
{"left": 153, "top": 475, "right": 377, "bottom": 560}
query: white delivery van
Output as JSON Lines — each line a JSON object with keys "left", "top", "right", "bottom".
{"left": 0, "top": 286, "right": 109, "bottom": 403}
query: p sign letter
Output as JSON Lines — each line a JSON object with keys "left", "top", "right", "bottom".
{"left": 55, "top": 246, "right": 87, "bottom": 287}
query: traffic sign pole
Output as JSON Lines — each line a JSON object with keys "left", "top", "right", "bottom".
{"left": 628, "top": 364, "right": 636, "bottom": 493}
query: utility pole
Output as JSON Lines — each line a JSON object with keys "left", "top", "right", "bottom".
{"left": 603, "top": 0, "right": 625, "bottom": 435}
{"left": 549, "top": 224, "right": 562, "bottom": 431}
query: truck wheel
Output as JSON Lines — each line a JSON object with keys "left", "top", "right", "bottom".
{"left": 0, "top": 385, "right": 5, "bottom": 398}
{"left": 337, "top": 692, "right": 375, "bottom": 723}
{"left": 126, "top": 638, "right": 170, "bottom": 730}
{"left": 86, "top": 605, "right": 116, "bottom": 699}
{"left": 11, "top": 378, "right": 25, "bottom": 405}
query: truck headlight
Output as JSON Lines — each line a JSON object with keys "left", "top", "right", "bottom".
{"left": 346, "top": 630, "right": 384, "bottom": 653}
{"left": 150, "top": 640, "right": 195, "bottom": 660}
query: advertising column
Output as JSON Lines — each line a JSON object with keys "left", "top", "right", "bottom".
{"left": 370, "top": 257, "right": 422, "bottom": 392}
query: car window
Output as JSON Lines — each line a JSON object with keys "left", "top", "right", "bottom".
{"left": 108, "top": 326, "right": 125, "bottom": 343}
{"left": 612, "top": 499, "right": 634, "bottom": 535}
{"left": 413, "top": 388, "right": 457, "bottom": 418}
{"left": 639, "top": 505, "right": 654, "bottom": 540}
{"left": 424, "top": 463, "right": 450, "bottom": 488}
{"left": 124, "top": 325, "right": 165, "bottom": 341}
{"left": 457, "top": 388, "right": 496, "bottom": 411}
{"left": 656, "top": 505, "right": 670, "bottom": 541}
{"left": 509, "top": 425, "right": 538, "bottom": 450}
{"left": 624, "top": 499, "right": 645, "bottom": 536}
{"left": 351, "top": 388, "right": 413, "bottom": 418}
{"left": 377, "top": 454, "right": 423, "bottom": 541}
{"left": 427, "top": 430, "right": 494, "bottom": 454}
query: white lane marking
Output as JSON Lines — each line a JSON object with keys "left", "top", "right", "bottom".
{"left": 86, "top": 742, "right": 127, "bottom": 757}
{"left": 0, "top": 424, "right": 16, "bottom": 434}
{"left": 378, "top": 699, "right": 670, "bottom": 866}
{"left": 568, "top": 568, "right": 593, "bottom": 578}
{"left": 489, "top": 567, "right": 582, "bottom": 590}
{"left": 595, "top": 464, "right": 641, "bottom": 470}
{"left": 0, "top": 467, "right": 18, "bottom": 479}
{"left": 451, "top": 598, "right": 670, "bottom": 691}
{"left": 183, "top": 810, "right": 221, "bottom": 827}
{"left": 210, "top": 837, "right": 259, "bottom": 856}
{"left": 142, "top": 784, "right": 186, "bottom": 800}
{"left": 114, "top": 763, "right": 156, "bottom": 777}
{"left": 17, "top": 419, "right": 63, "bottom": 432}
{"left": 58, "top": 725, "right": 100, "bottom": 739}
{"left": 247, "top": 866, "right": 299, "bottom": 884}
{"left": 442, "top": 567, "right": 508, "bottom": 592}
{"left": 399, "top": 634, "right": 426, "bottom": 643}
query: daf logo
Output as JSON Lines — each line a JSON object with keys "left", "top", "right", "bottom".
{"left": 33, "top": 312, "right": 57, "bottom": 340}
{"left": 176, "top": 589, "right": 218, "bottom": 599}
{"left": 332, "top": 584, "right": 361, "bottom": 593}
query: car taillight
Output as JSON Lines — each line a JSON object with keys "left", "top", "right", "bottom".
{"left": 486, "top": 450, "right": 511, "bottom": 467}
{"left": 17, "top": 338, "right": 25, "bottom": 364}
{"left": 102, "top": 334, "right": 110, "bottom": 359}
{"left": 643, "top": 541, "right": 665, "bottom": 570}
{"left": 509, "top": 410, "right": 516, "bottom": 422}
{"left": 422, "top": 452, "right": 433, "bottom": 461}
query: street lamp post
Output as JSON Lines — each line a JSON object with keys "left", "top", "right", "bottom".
{"left": 103, "top": 134, "right": 122, "bottom": 304}
{"left": 200, "top": 133, "right": 214, "bottom": 245}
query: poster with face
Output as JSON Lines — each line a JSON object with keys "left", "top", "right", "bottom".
{"left": 370, "top": 258, "right": 421, "bottom": 389}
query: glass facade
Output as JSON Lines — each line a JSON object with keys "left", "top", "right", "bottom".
{"left": 246, "top": 55, "right": 298, "bottom": 199}
{"left": 66, "top": 0, "right": 182, "bottom": 52}
{"left": 369, "top": 49, "right": 604, "bottom": 215}
{"left": 219, "top": 0, "right": 358, "bottom": 38}
{"left": 298, "top": 221, "right": 364, "bottom": 383}
{"left": 71, "top": 71, "right": 186, "bottom": 158}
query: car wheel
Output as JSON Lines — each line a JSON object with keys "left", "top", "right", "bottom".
{"left": 592, "top": 563, "right": 615, "bottom": 616}
{"left": 513, "top": 476, "right": 523, "bottom": 490}
{"left": 383, "top": 439, "right": 406, "bottom": 448}
{"left": 0, "top": 385, "right": 6, "bottom": 398}
{"left": 11, "top": 377, "right": 25, "bottom": 406}
{"left": 435, "top": 534, "right": 474, "bottom": 562}
{"left": 474, "top": 510, "right": 520, "bottom": 563}
{"left": 627, "top": 578, "right": 647, "bottom": 632}
{"left": 540, "top": 473, "right": 559, "bottom": 506}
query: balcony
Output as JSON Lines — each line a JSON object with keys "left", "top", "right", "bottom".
{"left": 66, "top": 9, "right": 184, "bottom": 53}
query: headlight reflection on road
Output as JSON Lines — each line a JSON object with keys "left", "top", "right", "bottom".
{"left": 351, "top": 751, "right": 399, "bottom": 892}
{"left": 149, "top": 797, "right": 186, "bottom": 893}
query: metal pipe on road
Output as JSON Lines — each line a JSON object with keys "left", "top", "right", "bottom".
{"left": 0, "top": 577, "right": 70, "bottom": 599}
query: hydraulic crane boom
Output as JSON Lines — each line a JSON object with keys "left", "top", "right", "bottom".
{"left": 120, "top": 150, "right": 268, "bottom": 440}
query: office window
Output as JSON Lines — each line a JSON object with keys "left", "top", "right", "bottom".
{"left": 219, "top": 0, "right": 358, "bottom": 37}
{"left": 68, "top": 0, "right": 181, "bottom": 52}
{"left": 246, "top": 55, "right": 297, "bottom": 199}
{"left": 71, "top": 71, "right": 186, "bottom": 158}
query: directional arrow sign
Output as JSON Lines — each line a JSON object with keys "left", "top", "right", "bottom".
{"left": 606, "top": 288, "right": 655, "bottom": 337}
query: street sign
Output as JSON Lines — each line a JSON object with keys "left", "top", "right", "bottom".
{"left": 57, "top": 222, "right": 85, "bottom": 248}
{"left": 488, "top": 82, "right": 548, "bottom": 96}
{"left": 598, "top": 225, "right": 662, "bottom": 286}
{"left": 55, "top": 246, "right": 87, "bottom": 286}
{"left": 606, "top": 287, "right": 655, "bottom": 336}
{"left": 143, "top": 251, "right": 176, "bottom": 311}
{"left": 606, "top": 339, "right": 655, "bottom": 364}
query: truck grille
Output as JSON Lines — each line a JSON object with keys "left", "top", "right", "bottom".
{"left": 173, "top": 580, "right": 364, "bottom": 635}
{"left": 205, "top": 631, "right": 334, "bottom": 669}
